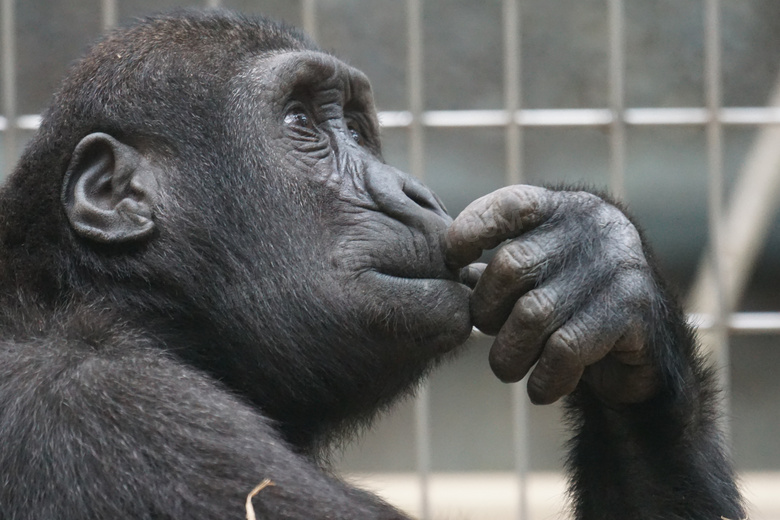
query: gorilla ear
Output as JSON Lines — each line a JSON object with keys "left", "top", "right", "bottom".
{"left": 62, "top": 132, "right": 159, "bottom": 243}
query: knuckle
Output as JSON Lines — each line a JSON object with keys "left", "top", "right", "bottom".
{"left": 505, "top": 185, "right": 542, "bottom": 212}
{"left": 503, "top": 185, "right": 554, "bottom": 228}
{"left": 514, "top": 289, "right": 555, "bottom": 324}
{"left": 552, "top": 190, "right": 604, "bottom": 216}
{"left": 573, "top": 190, "right": 604, "bottom": 207}
{"left": 603, "top": 225, "right": 645, "bottom": 265}
{"left": 461, "top": 213, "right": 488, "bottom": 243}
{"left": 493, "top": 240, "right": 543, "bottom": 275}
{"left": 610, "top": 270, "right": 653, "bottom": 306}
{"left": 546, "top": 327, "right": 581, "bottom": 362}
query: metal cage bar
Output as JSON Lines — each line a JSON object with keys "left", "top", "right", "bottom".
{"left": 404, "top": 1, "right": 433, "bottom": 519}
{"left": 6, "top": 107, "right": 780, "bottom": 133}
{"left": 302, "top": 0, "right": 317, "bottom": 44}
{"left": 608, "top": 0, "right": 626, "bottom": 199}
{"left": 1, "top": 0, "right": 17, "bottom": 181}
{"left": 101, "top": 0, "right": 117, "bottom": 30}
{"left": 376, "top": 107, "right": 780, "bottom": 128}
{"left": 703, "top": 0, "right": 732, "bottom": 430}
{"left": 502, "top": 1, "right": 530, "bottom": 518}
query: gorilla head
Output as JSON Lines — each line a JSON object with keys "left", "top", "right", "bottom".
{"left": 0, "top": 11, "right": 471, "bottom": 448}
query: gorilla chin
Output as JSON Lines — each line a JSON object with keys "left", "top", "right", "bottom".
{"left": 357, "top": 269, "right": 473, "bottom": 354}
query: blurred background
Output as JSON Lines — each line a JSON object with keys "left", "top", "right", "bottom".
{"left": 2, "top": 0, "right": 779, "bottom": 518}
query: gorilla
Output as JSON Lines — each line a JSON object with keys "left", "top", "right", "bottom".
{"left": 0, "top": 9, "right": 744, "bottom": 520}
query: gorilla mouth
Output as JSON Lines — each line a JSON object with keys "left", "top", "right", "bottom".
{"left": 369, "top": 273, "right": 457, "bottom": 293}
{"left": 358, "top": 269, "right": 473, "bottom": 348}
{"left": 369, "top": 263, "right": 462, "bottom": 285}
{"left": 368, "top": 236, "right": 462, "bottom": 285}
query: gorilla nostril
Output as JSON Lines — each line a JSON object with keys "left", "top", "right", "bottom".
{"left": 366, "top": 165, "right": 449, "bottom": 222}
{"left": 402, "top": 181, "right": 445, "bottom": 214}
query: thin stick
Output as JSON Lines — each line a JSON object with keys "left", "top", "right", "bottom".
{"left": 245, "top": 479, "right": 275, "bottom": 520}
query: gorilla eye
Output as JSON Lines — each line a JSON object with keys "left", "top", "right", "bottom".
{"left": 346, "top": 120, "right": 364, "bottom": 145}
{"left": 284, "top": 106, "right": 315, "bottom": 130}
{"left": 348, "top": 127, "right": 362, "bottom": 145}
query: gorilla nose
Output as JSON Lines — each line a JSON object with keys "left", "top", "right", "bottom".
{"left": 400, "top": 176, "right": 449, "bottom": 217}
{"left": 366, "top": 165, "right": 450, "bottom": 225}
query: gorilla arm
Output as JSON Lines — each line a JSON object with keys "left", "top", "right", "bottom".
{"left": 446, "top": 185, "right": 745, "bottom": 520}
{"left": 0, "top": 334, "right": 408, "bottom": 520}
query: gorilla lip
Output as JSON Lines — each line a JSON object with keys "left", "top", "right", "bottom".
{"left": 367, "top": 260, "right": 462, "bottom": 285}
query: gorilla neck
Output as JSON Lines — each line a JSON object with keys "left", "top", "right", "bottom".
{"left": 117, "top": 296, "right": 431, "bottom": 454}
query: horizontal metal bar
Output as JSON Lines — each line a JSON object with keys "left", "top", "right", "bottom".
{"left": 379, "top": 109, "right": 611, "bottom": 127}
{"left": 426, "top": 110, "right": 510, "bottom": 127}
{"left": 720, "top": 107, "right": 780, "bottom": 125}
{"left": 691, "top": 312, "right": 780, "bottom": 334}
{"left": 624, "top": 108, "right": 709, "bottom": 125}
{"left": 520, "top": 108, "right": 613, "bottom": 126}
{"left": 6, "top": 108, "right": 780, "bottom": 133}
{"left": 0, "top": 114, "right": 40, "bottom": 131}
{"left": 626, "top": 107, "right": 780, "bottom": 125}
{"left": 376, "top": 108, "right": 780, "bottom": 129}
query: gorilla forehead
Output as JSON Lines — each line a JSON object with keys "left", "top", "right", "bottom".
{"left": 239, "top": 51, "right": 375, "bottom": 109}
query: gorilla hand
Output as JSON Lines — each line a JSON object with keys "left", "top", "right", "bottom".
{"left": 445, "top": 185, "right": 660, "bottom": 405}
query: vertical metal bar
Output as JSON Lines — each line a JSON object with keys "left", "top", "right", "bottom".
{"left": 413, "top": 382, "right": 431, "bottom": 520}
{"left": 510, "top": 387, "right": 528, "bottom": 520}
{"left": 101, "top": 0, "right": 118, "bottom": 31}
{"left": 608, "top": 0, "right": 626, "bottom": 198}
{"left": 407, "top": 0, "right": 425, "bottom": 182}
{"left": 704, "top": 0, "right": 731, "bottom": 428}
{"left": 302, "top": 0, "right": 318, "bottom": 43}
{"left": 503, "top": 1, "right": 527, "bottom": 519}
{"left": 504, "top": 0, "right": 522, "bottom": 186}
{"left": 407, "top": 1, "right": 430, "bottom": 518}
{"left": 1, "top": 0, "right": 16, "bottom": 181}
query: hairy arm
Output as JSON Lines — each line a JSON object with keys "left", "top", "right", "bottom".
{"left": 565, "top": 281, "right": 742, "bottom": 519}
{"left": 0, "top": 334, "right": 407, "bottom": 520}
{"left": 446, "top": 185, "right": 744, "bottom": 520}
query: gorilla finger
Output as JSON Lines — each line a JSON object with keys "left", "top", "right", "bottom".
{"left": 470, "top": 233, "right": 563, "bottom": 335}
{"left": 459, "top": 262, "right": 487, "bottom": 289}
{"left": 444, "top": 185, "right": 559, "bottom": 268}
{"left": 488, "top": 286, "right": 566, "bottom": 383}
{"left": 525, "top": 304, "right": 639, "bottom": 405}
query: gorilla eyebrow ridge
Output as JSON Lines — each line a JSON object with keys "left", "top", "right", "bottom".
{"left": 248, "top": 51, "right": 373, "bottom": 112}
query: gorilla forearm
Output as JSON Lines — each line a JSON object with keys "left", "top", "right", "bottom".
{"left": 0, "top": 334, "right": 408, "bottom": 519}
{"left": 566, "top": 303, "right": 744, "bottom": 519}
{"left": 568, "top": 389, "right": 743, "bottom": 520}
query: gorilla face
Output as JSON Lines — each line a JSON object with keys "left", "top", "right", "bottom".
{"left": 221, "top": 50, "right": 473, "bottom": 354}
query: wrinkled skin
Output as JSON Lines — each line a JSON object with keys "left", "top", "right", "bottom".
{"left": 447, "top": 186, "right": 658, "bottom": 405}
{"left": 0, "top": 10, "right": 743, "bottom": 520}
